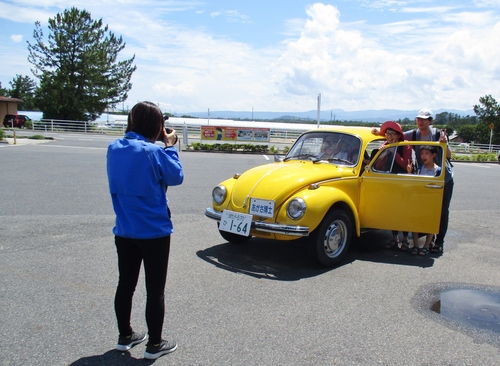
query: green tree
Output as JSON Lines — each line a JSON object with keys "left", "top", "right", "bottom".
{"left": 27, "top": 7, "right": 136, "bottom": 121}
{"left": 0, "top": 82, "right": 8, "bottom": 96}
{"left": 455, "top": 125, "right": 477, "bottom": 143}
{"left": 397, "top": 117, "right": 413, "bottom": 126}
{"left": 8, "top": 74, "right": 37, "bottom": 110}
{"left": 473, "top": 95, "right": 500, "bottom": 144}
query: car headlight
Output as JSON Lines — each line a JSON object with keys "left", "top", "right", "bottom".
{"left": 212, "top": 185, "right": 227, "bottom": 205}
{"left": 287, "top": 198, "right": 306, "bottom": 220}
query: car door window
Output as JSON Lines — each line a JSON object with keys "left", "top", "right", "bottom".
{"left": 372, "top": 147, "right": 396, "bottom": 173}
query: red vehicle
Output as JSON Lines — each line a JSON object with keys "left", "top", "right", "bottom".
{"left": 3, "top": 114, "right": 31, "bottom": 128}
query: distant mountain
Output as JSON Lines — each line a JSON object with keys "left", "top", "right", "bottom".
{"left": 182, "top": 108, "right": 475, "bottom": 123}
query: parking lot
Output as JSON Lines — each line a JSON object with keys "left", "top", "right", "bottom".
{"left": 0, "top": 133, "right": 499, "bottom": 365}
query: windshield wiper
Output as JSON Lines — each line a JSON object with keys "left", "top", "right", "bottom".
{"left": 323, "top": 158, "right": 353, "bottom": 164}
{"left": 284, "top": 154, "right": 317, "bottom": 162}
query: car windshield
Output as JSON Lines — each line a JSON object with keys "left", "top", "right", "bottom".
{"left": 285, "top": 132, "right": 362, "bottom": 165}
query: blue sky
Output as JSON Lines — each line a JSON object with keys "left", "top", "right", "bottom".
{"left": 1, "top": 0, "right": 500, "bottom": 114}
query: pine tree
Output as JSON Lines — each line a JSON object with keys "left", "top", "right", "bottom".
{"left": 28, "top": 7, "right": 136, "bottom": 121}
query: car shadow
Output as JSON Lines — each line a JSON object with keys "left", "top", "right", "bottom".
{"left": 69, "top": 350, "right": 154, "bottom": 366}
{"left": 197, "top": 230, "right": 435, "bottom": 281}
{"left": 196, "top": 237, "right": 337, "bottom": 281}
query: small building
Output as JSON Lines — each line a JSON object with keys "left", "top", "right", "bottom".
{"left": 449, "top": 132, "right": 465, "bottom": 143}
{"left": 0, "top": 96, "right": 23, "bottom": 122}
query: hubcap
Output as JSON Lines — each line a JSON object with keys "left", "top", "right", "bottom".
{"left": 323, "top": 220, "right": 346, "bottom": 258}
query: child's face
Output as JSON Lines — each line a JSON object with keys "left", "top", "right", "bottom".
{"left": 420, "top": 149, "right": 436, "bottom": 165}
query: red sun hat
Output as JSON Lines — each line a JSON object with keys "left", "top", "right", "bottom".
{"left": 380, "top": 120, "right": 404, "bottom": 141}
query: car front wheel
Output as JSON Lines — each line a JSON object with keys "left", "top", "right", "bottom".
{"left": 311, "top": 208, "right": 353, "bottom": 267}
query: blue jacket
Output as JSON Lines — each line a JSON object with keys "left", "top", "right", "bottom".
{"left": 107, "top": 132, "right": 184, "bottom": 239}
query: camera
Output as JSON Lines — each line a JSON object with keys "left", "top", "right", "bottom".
{"left": 164, "top": 128, "right": 178, "bottom": 145}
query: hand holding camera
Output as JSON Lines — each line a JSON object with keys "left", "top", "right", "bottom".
{"left": 163, "top": 127, "right": 178, "bottom": 147}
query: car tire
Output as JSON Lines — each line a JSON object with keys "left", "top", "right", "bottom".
{"left": 311, "top": 208, "right": 353, "bottom": 267}
{"left": 218, "top": 226, "right": 252, "bottom": 244}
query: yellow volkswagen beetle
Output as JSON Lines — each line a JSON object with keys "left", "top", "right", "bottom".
{"left": 205, "top": 126, "right": 446, "bottom": 267}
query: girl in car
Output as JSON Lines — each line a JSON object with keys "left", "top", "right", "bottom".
{"left": 372, "top": 121, "right": 413, "bottom": 250}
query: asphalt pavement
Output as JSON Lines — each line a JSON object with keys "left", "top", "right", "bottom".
{"left": 0, "top": 134, "right": 499, "bottom": 366}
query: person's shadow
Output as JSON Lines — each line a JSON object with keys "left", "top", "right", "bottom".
{"left": 69, "top": 350, "right": 155, "bottom": 366}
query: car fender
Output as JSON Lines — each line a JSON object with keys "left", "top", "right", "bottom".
{"left": 212, "top": 176, "right": 237, "bottom": 212}
{"left": 275, "top": 185, "right": 360, "bottom": 237}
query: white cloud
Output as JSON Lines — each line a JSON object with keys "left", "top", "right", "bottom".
{"left": 400, "top": 6, "right": 458, "bottom": 14}
{"left": 474, "top": 0, "right": 500, "bottom": 6}
{"left": 10, "top": 34, "right": 23, "bottom": 43}
{"left": 1, "top": 1, "right": 500, "bottom": 113}
{"left": 265, "top": 2, "right": 500, "bottom": 111}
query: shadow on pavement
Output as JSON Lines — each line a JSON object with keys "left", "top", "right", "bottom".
{"left": 196, "top": 237, "right": 337, "bottom": 281}
{"left": 69, "top": 350, "right": 155, "bottom": 366}
{"left": 197, "top": 230, "right": 435, "bottom": 280}
{"left": 352, "top": 230, "right": 436, "bottom": 268}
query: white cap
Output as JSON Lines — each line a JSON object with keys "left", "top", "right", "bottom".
{"left": 416, "top": 109, "right": 433, "bottom": 119}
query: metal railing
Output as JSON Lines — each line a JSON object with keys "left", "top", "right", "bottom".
{"left": 31, "top": 119, "right": 303, "bottom": 146}
{"left": 33, "top": 119, "right": 125, "bottom": 135}
{"left": 448, "top": 142, "right": 499, "bottom": 154}
{"left": 27, "top": 119, "right": 500, "bottom": 153}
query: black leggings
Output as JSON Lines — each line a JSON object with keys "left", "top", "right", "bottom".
{"left": 435, "top": 179, "right": 454, "bottom": 247}
{"left": 114, "top": 235, "right": 171, "bottom": 344}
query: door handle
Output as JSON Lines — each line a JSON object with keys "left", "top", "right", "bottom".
{"left": 425, "top": 184, "right": 443, "bottom": 189}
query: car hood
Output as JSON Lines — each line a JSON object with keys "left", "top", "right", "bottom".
{"left": 229, "top": 161, "right": 350, "bottom": 209}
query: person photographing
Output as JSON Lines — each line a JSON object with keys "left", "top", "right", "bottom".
{"left": 107, "top": 101, "right": 184, "bottom": 360}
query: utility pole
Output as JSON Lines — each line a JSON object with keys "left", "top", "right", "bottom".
{"left": 317, "top": 93, "right": 321, "bottom": 128}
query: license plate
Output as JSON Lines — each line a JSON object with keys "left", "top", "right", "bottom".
{"left": 249, "top": 198, "right": 275, "bottom": 218}
{"left": 219, "top": 210, "right": 252, "bottom": 236}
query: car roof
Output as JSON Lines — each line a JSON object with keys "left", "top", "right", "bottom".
{"left": 304, "top": 125, "right": 384, "bottom": 144}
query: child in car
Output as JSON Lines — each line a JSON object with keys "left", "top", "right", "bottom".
{"left": 407, "top": 145, "right": 442, "bottom": 255}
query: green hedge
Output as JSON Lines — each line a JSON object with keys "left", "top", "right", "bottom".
{"left": 187, "top": 143, "right": 291, "bottom": 154}
{"left": 451, "top": 153, "right": 497, "bottom": 162}
{"left": 188, "top": 142, "right": 269, "bottom": 153}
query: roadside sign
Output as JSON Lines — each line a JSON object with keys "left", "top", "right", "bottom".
{"left": 490, "top": 123, "right": 494, "bottom": 130}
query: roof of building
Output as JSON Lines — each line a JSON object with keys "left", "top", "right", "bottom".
{"left": 0, "top": 96, "right": 23, "bottom": 102}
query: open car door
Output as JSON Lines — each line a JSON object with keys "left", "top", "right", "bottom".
{"left": 358, "top": 141, "right": 446, "bottom": 234}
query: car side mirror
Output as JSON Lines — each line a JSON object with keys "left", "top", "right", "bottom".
{"left": 274, "top": 155, "right": 285, "bottom": 162}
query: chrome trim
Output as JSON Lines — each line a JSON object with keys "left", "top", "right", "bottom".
{"left": 205, "top": 207, "right": 310, "bottom": 237}
{"left": 424, "top": 184, "right": 443, "bottom": 189}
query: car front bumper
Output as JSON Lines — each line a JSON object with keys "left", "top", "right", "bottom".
{"left": 205, "top": 207, "right": 310, "bottom": 237}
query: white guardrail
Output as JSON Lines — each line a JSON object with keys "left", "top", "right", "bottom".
{"left": 31, "top": 118, "right": 500, "bottom": 153}
{"left": 32, "top": 118, "right": 307, "bottom": 146}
